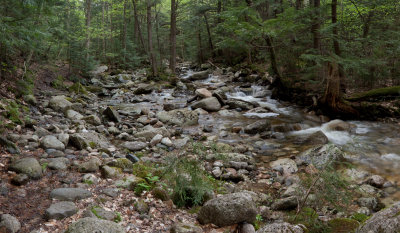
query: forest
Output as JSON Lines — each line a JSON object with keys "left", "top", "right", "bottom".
{"left": 0, "top": 0, "right": 400, "bottom": 232}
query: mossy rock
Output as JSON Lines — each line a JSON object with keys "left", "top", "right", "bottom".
{"left": 347, "top": 86, "right": 400, "bottom": 101}
{"left": 107, "top": 158, "right": 133, "bottom": 172}
{"left": 151, "top": 187, "right": 170, "bottom": 201}
{"left": 328, "top": 218, "right": 359, "bottom": 233}
{"left": 69, "top": 82, "right": 88, "bottom": 95}
{"left": 86, "top": 85, "right": 103, "bottom": 93}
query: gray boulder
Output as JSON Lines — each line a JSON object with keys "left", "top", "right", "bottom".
{"left": 244, "top": 120, "right": 271, "bottom": 134}
{"left": 0, "top": 136, "right": 20, "bottom": 154}
{"left": 40, "top": 135, "right": 65, "bottom": 151}
{"left": 69, "top": 132, "right": 111, "bottom": 149}
{"left": 134, "top": 126, "right": 170, "bottom": 141}
{"left": 297, "top": 144, "right": 346, "bottom": 169}
{"left": 187, "top": 70, "right": 210, "bottom": 81}
{"left": 65, "top": 217, "right": 125, "bottom": 233}
{"left": 78, "top": 157, "right": 102, "bottom": 173}
{"left": 226, "top": 99, "right": 256, "bottom": 110}
{"left": 191, "top": 97, "right": 221, "bottom": 112}
{"left": 157, "top": 109, "right": 199, "bottom": 126}
{"left": 45, "top": 201, "right": 78, "bottom": 220}
{"left": 49, "top": 95, "right": 72, "bottom": 112}
{"left": 103, "top": 106, "right": 121, "bottom": 122}
{"left": 122, "top": 141, "right": 147, "bottom": 151}
{"left": 0, "top": 214, "right": 21, "bottom": 233}
{"left": 257, "top": 222, "right": 305, "bottom": 233}
{"left": 48, "top": 157, "right": 69, "bottom": 170}
{"left": 82, "top": 115, "right": 102, "bottom": 126}
{"left": 66, "top": 109, "right": 84, "bottom": 121}
{"left": 9, "top": 157, "right": 42, "bottom": 179}
{"left": 197, "top": 192, "right": 257, "bottom": 227}
{"left": 50, "top": 188, "right": 92, "bottom": 201}
{"left": 357, "top": 202, "right": 400, "bottom": 233}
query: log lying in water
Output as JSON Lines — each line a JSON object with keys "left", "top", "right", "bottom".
{"left": 347, "top": 86, "right": 400, "bottom": 101}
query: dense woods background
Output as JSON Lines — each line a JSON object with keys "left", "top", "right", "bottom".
{"left": 0, "top": 0, "right": 399, "bottom": 108}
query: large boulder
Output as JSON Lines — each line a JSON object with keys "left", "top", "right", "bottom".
{"left": 65, "top": 217, "right": 125, "bottom": 233}
{"left": 134, "top": 84, "right": 154, "bottom": 95}
{"left": 187, "top": 70, "right": 210, "bottom": 81}
{"left": 197, "top": 192, "right": 257, "bottom": 227}
{"left": 297, "top": 144, "right": 346, "bottom": 169}
{"left": 323, "top": 119, "right": 353, "bottom": 132}
{"left": 69, "top": 132, "right": 112, "bottom": 150}
{"left": 244, "top": 120, "right": 271, "bottom": 134}
{"left": 357, "top": 202, "right": 400, "bottom": 233}
{"left": 49, "top": 95, "right": 72, "bottom": 112}
{"left": 270, "top": 158, "right": 298, "bottom": 175}
{"left": 40, "top": 135, "right": 65, "bottom": 151}
{"left": 191, "top": 97, "right": 221, "bottom": 112}
{"left": 257, "top": 222, "right": 305, "bottom": 233}
{"left": 195, "top": 88, "right": 212, "bottom": 98}
{"left": 226, "top": 99, "right": 257, "bottom": 111}
{"left": 9, "top": 157, "right": 42, "bottom": 179}
{"left": 157, "top": 109, "right": 199, "bottom": 126}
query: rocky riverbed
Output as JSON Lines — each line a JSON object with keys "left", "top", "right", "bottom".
{"left": 1, "top": 64, "right": 400, "bottom": 233}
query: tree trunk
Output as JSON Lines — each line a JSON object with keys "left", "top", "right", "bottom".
{"left": 331, "top": 0, "right": 346, "bottom": 93}
{"left": 132, "top": 0, "right": 146, "bottom": 54}
{"left": 311, "top": 0, "right": 321, "bottom": 52}
{"left": 197, "top": 21, "right": 204, "bottom": 64}
{"left": 147, "top": 0, "right": 157, "bottom": 76}
{"left": 122, "top": 0, "right": 128, "bottom": 59}
{"left": 169, "top": 0, "right": 177, "bottom": 73}
{"left": 85, "top": 0, "right": 92, "bottom": 61}
{"left": 102, "top": 1, "right": 106, "bottom": 62}
{"left": 155, "top": 6, "right": 162, "bottom": 67}
{"left": 296, "top": 0, "right": 302, "bottom": 10}
{"left": 203, "top": 13, "right": 215, "bottom": 57}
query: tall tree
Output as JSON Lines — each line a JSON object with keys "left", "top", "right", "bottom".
{"left": 170, "top": 0, "right": 177, "bottom": 73}
{"left": 85, "top": 0, "right": 92, "bottom": 60}
{"left": 147, "top": 0, "right": 157, "bottom": 76}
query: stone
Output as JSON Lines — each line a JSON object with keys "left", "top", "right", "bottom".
{"left": 297, "top": 144, "right": 345, "bottom": 169}
{"left": 0, "top": 136, "right": 20, "bottom": 154}
{"left": 226, "top": 99, "right": 256, "bottom": 111}
{"left": 357, "top": 201, "right": 400, "bottom": 233}
{"left": 49, "top": 95, "right": 72, "bottom": 112}
{"left": 366, "top": 175, "right": 385, "bottom": 188}
{"left": 126, "top": 154, "right": 139, "bottom": 164}
{"left": 78, "top": 157, "right": 102, "bottom": 173}
{"left": 134, "top": 84, "right": 154, "bottom": 95}
{"left": 197, "top": 192, "right": 257, "bottom": 227}
{"left": 241, "top": 223, "right": 256, "bottom": 233}
{"left": 244, "top": 120, "right": 271, "bottom": 134}
{"left": 82, "top": 115, "right": 102, "bottom": 126}
{"left": 157, "top": 109, "right": 199, "bottom": 126}
{"left": 101, "top": 165, "right": 122, "bottom": 179}
{"left": 323, "top": 119, "right": 352, "bottom": 132}
{"left": 69, "top": 132, "right": 111, "bottom": 150}
{"left": 135, "top": 199, "right": 149, "bottom": 214}
{"left": 270, "top": 158, "right": 298, "bottom": 175}
{"left": 122, "top": 141, "right": 147, "bottom": 151}
{"left": 257, "top": 222, "right": 305, "bottom": 233}
{"left": 150, "top": 134, "right": 163, "bottom": 146}
{"left": 65, "top": 217, "right": 125, "bottom": 233}
{"left": 151, "top": 187, "right": 170, "bottom": 201}
{"left": 11, "top": 174, "right": 29, "bottom": 186}
{"left": 91, "top": 65, "right": 108, "bottom": 76}
{"left": 58, "top": 134, "right": 70, "bottom": 146}
{"left": 66, "top": 109, "right": 84, "bottom": 121}
{"left": 45, "top": 201, "right": 78, "bottom": 220}
{"left": 195, "top": 88, "right": 212, "bottom": 98}
{"left": 0, "top": 214, "right": 21, "bottom": 233}
{"left": 187, "top": 70, "right": 210, "bottom": 81}
{"left": 191, "top": 97, "right": 221, "bottom": 112}
{"left": 170, "top": 222, "right": 202, "bottom": 233}
{"left": 48, "top": 157, "right": 69, "bottom": 170}
{"left": 83, "top": 206, "right": 117, "bottom": 221}
{"left": 357, "top": 197, "right": 379, "bottom": 211}
{"left": 9, "top": 157, "right": 42, "bottom": 179}
{"left": 41, "top": 135, "right": 65, "bottom": 151}
{"left": 161, "top": 137, "right": 173, "bottom": 147}
{"left": 134, "top": 125, "right": 171, "bottom": 141}
{"left": 292, "top": 131, "right": 329, "bottom": 145}
{"left": 82, "top": 174, "right": 99, "bottom": 184}
{"left": 103, "top": 106, "right": 121, "bottom": 122}
{"left": 50, "top": 188, "right": 92, "bottom": 201}
{"left": 271, "top": 196, "right": 298, "bottom": 210}
{"left": 24, "top": 94, "right": 37, "bottom": 105}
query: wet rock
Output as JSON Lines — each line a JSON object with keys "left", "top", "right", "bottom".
{"left": 78, "top": 157, "right": 101, "bottom": 173}
{"left": 122, "top": 141, "right": 147, "bottom": 151}
{"left": 244, "top": 120, "right": 271, "bottom": 134}
{"left": 134, "top": 84, "right": 154, "bottom": 95}
{"left": 49, "top": 95, "right": 72, "bottom": 112}
{"left": 197, "top": 192, "right": 257, "bottom": 227}
{"left": 65, "top": 217, "right": 125, "bottom": 233}
{"left": 293, "top": 131, "right": 329, "bottom": 145}
{"left": 83, "top": 206, "right": 117, "bottom": 221}
{"left": 226, "top": 99, "right": 256, "bottom": 111}
{"left": 157, "top": 109, "right": 199, "bottom": 126}
{"left": 257, "top": 222, "right": 305, "bottom": 233}
{"left": 357, "top": 201, "right": 400, "bottom": 233}
{"left": 170, "top": 222, "right": 202, "bottom": 233}
{"left": 324, "top": 119, "right": 352, "bottom": 132}
{"left": 297, "top": 144, "right": 346, "bottom": 169}
{"left": 48, "top": 157, "right": 69, "bottom": 170}
{"left": 9, "top": 157, "right": 42, "bottom": 179}
{"left": 66, "top": 109, "right": 84, "bottom": 121}
{"left": 270, "top": 158, "right": 298, "bottom": 175}
{"left": 45, "top": 201, "right": 78, "bottom": 220}
{"left": 191, "top": 97, "right": 221, "bottom": 112}
{"left": 0, "top": 214, "right": 21, "bottom": 233}
{"left": 187, "top": 70, "right": 210, "bottom": 81}
{"left": 271, "top": 196, "right": 298, "bottom": 210}
{"left": 41, "top": 135, "right": 65, "bottom": 151}
{"left": 195, "top": 88, "right": 212, "bottom": 98}
{"left": 50, "top": 188, "right": 92, "bottom": 201}
{"left": 103, "top": 106, "right": 121, "bottom": 122}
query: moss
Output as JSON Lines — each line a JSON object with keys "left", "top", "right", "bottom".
{"left": 347, "top": 86, "right": 400, "bottom": 101}
{"left": 351, "top": 213, "right": 370, "bottom": 223}
{"left": 88, "top": 141, "right": 97, "bottom": 148}
{"left": 69, "top": 82, "right": 88, "bottom": 95}
{"left": 328, "top": 218, "right": 359, "bottom": 233}
{"left": 109, "top": 158, "right": 133, "bottom": 170}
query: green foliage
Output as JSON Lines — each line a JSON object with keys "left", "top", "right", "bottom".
{"left": 3, "top": 100, "right": 28, "bottom": 125}
{"left": 289, "top": 207, "right": 330, "bottom": 233}
{"left": 52, "top": 75, "right": 65, "bottom": 89}
{"left": 328, "top": 218, "right": 359, "bottom": 233}
{"left": 351, "top": 213, "right": 370, "bottom": 223}
{"left": 114, "top": 212, "right": 122, "bottom": 223}
{"left": 162, "top": 155, "right": 213, "bottom": 207}
{"left": 16, "top": 74, "right": 35, "bottom": 97}
{"left": 253, "top": 214, "right": 264, "bottom": 231}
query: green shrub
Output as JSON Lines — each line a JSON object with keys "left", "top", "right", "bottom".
{"left": 288, "top": 207, "right": 330, "bottom": 233}
{"left": 16, "top": 74, "right": 34, "bottom": 97}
